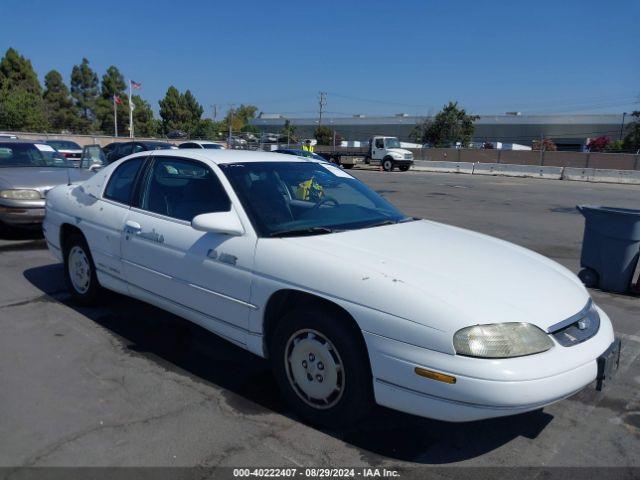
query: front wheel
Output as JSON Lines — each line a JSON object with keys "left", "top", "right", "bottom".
{"left": 382, "top": 158, "right": 394, "bottom": 172}
{"left": 64, "top": 233, "right": 104, "bottom": 305}
{"left": 271, "top": 307, "right": 373, "bottom": 429}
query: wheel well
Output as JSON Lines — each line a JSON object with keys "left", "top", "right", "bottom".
{"left": 263, "top": 289, "right": 365, "bottom": 358}
{"left": 383, "top": 156, "right": 394, "bottom": 162}
{"left": 59, "top": 223, "right": 84, "bottom": 253}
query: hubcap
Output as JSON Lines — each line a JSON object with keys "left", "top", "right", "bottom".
{"left": 285, "top": 329, "right": 344, "bottom": 409}
{"left": 68, "top": 246, "right": 91, "bottom": 294}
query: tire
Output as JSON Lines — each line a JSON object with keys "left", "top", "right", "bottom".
{"left": 578, "top": 268, "right": 599, "bottom": 288}
{"left": 63, "top": 233, "right": 104, "bottom": 305}
{"left": 382, "top": 158, "right": 394, "bottom": 172}
{"left": 399, "top": 165, "right": 410, "bottom": 172}
{"left": 270, "top": 307, "right": 373, "bottom": 429}
{"left": 342, "top": 164, "right": 354, "bottom": 169}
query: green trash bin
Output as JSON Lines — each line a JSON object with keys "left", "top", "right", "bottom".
{"left": 577, "top": 205, "right": 640, "bottom": 294}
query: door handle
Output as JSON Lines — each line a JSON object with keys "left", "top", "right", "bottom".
{"left": 125, "top": 220, "right": 141, "bottom": 231}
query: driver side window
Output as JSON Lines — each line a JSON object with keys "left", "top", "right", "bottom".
{"left": 140, "top": 157, "right": 231, "bottom": 222}
{"left": 375, "top": 138, "right": 384, "bottom": 149}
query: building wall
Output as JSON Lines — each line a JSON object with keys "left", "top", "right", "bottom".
{"left": 250, "top": 114, "right": 629, "bottom": 151}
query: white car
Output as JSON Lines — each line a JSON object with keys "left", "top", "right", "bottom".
{"left": 43, "top": 149, "right": 619, "bottom": 427}
{"left": 178, "top": 140, "right": 226, "bottom": 150}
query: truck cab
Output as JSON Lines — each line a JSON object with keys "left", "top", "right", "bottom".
{"left": 368, "top": 136, "right": 413, "bottom": 171}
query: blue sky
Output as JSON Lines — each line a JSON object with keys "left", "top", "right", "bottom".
{"left": 1, "top": 0, "right": 638, "bottom": 119}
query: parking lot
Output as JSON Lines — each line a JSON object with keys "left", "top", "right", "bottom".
{"left": 0, "top": 170, "right": 639, "bottom": 469}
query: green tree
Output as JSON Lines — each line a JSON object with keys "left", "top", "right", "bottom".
{"left": 0, "top": 47, "right": 42, "bottom": 94}
{"left": 192, "top": 118, "right": 222, "bottom": 139}
{"left": 70, "top": 58, "right": 99, "bottom": 133}
{"left": 0, "top": 88, "right": 48, "bottom": 131}
{"left": 412, "top": 102, "right": 479, "bottom": 147}
{"left": 43, "top": 70, "right": 78, "bottom": 132}
{"left": 132, "top": 95, "right": 157, "bottom": 137}
{"left": 314, "top": 125, "right": 334, "bottom": 145}
{"left": 280, "top": 119, "right": 297, "bottom": 142}
{"left": 221, "top": 104, "right": 258, "bottom": 134}
{"left": 623, "top": 111, "right": 640, "bottom": 152}
{"left": 95, "top": 66, "right": 128, "bottom": 135}
{"left": 158, "top": 86, "right": 203, "bottom": 135}
{"left": 0, "top": 48, "right": 47, "bottom": 131}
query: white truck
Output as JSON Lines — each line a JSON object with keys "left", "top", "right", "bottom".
{"left": 316, "top": 136, "right": 414, "bottom": 171}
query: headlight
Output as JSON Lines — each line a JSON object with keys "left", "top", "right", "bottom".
{"left": 453, "top": 322, "right": 554, "bottom": 358}
{"left": 0, "top": 189, "right": 41, "bottom": 200}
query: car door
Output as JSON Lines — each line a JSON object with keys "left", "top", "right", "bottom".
{"left": 371, "top": 137, "right": 385, "bottom": 164}
{"left": 83, "top": 156, "right": 147, "bottom": 285}
{"left": 120, "top": 155, "right": 257, "bottom": 343}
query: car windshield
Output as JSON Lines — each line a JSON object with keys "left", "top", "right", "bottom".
{"left": 202, "top": 144, "right": 222, "bottom": 149}
{"left": 0, "top": 143, "right": 71, "bottom": 168}
{"left": 385, "top": 138, "right": 401, "bottom": 148}
{"left": 46, "top": 140, "right": 81, "bottom": 150}
{"left": 220, "top": 161, "right": 410, "bottom": 237}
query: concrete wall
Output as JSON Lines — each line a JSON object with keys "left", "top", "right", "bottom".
{"left": 412, "top": 148, "right": 640, "bottom": 171}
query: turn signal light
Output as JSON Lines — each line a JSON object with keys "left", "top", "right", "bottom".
{"left": 414, "top": 367, "right": 457, "bottom": 384}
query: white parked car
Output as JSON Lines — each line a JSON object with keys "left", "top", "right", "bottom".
{"left": 178, "top": 140, "right": 226, "bottom": 150}
{"left": 43, "top": 149, "right": 619, "bottom": 427}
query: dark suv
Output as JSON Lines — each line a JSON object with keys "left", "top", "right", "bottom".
{"left": 104, "top": 141, "right": 175, "bottom": 163}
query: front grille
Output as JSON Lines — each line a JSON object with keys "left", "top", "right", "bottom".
{"left": 404, "top": 153, "right": 412, "bottom": 160}
{"left": 551, "top": 305, "right": 600, "bottom": 347}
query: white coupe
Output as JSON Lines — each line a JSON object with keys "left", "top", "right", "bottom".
{"left": 43, "top": 149, "right": 619, "bottom": 427}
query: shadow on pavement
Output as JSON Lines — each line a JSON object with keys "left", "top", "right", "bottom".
{"left": 24, "top": 263, "right": 553, "bottom": 464}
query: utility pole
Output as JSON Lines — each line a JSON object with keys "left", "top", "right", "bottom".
{"left": 211, "top": 104, "right": 218, "bottom": 121}
{"left": 318, "top": 92, "right": 327, "bottom": 127}
{"left": 227, "top": 103, "right": 235, "bottom": 148}
{"left": 619, "top": 112, "right": 627, "bottom": 141}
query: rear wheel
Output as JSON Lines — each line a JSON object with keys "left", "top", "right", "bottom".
{"left": 64, "top": 233, "right": 103, "bottom": 305}
{"left": 382, "top": 158, "right": 394, "bottom": 172}
{"left": 271, "top": 307, "right": 373, "bottom": 429}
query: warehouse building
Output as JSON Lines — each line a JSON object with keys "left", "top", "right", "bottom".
{"left": 250, "top": 113, "right": 629, "bottom": 151}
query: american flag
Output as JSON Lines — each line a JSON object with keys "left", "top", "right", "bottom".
{"left": 113, "top": 94, "right": 123, "bottom": 104}
{"left": 131, "top": 80, "right": 142, "bottom": 89}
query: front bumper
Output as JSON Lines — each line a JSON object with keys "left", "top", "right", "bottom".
{"left": 0, "top": 200, "right": 46, "bottom": 225}
{"left": 364, "top": 306, "right": 615, "bottom": 422}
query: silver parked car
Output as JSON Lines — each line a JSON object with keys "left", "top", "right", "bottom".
{"left": 0, "top": 140, "right": 93, "bottom": 229}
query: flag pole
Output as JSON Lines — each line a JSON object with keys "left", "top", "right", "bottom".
{"left": 128, "top": 80, "right": 134, "bottom": 139}
{"left": 113, "top": 95, "right": 118, "bottom": 137}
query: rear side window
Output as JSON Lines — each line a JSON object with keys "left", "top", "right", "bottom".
{"left": 103, "top": 157, "right": 144, "bottom": 204}
{"left": 141, "top": 157, "right": 230, "bottom": 221}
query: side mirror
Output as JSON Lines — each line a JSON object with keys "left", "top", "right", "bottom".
{"left": 191, "top": 210, "right": 245, "bottom": 236}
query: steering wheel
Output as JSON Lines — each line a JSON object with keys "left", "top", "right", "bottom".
{"left": 311, "top": 196, "right": 340, "bottom": 211}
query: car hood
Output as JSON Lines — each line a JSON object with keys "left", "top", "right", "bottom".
{"left": 278, "top": 220, "right": 589, "bottom": 334}
{"left": 0, "top": 167, "right": 93, "bottom": 195}
{"left": 387, "top": 147, "right": 412, "bottom": 156}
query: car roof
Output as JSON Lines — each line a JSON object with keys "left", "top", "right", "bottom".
{"left": 122, "top": 148, "right": 324, "bottom": 165}
{"left": 0, "top": 139, "right": 49, "bottom": 145}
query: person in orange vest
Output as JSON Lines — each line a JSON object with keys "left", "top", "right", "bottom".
{"left": 302, "top": 139, "right": 315, "bottom": 153}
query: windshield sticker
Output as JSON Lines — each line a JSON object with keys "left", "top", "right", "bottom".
{"left": 321, "top": 163, "right": 354, "bottom": 179}
{"left": 35, "top": 144, "right": 56, "bottom": 152}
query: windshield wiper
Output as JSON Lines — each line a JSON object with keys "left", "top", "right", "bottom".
{"left": 269, "top": 226, "right": 335, "bottom": 238}
{"left": 364, "top": 217, "right": 418, "bottom": 229}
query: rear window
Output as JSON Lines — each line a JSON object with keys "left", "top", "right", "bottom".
{"left": 0, "top": 142, "right": 69, "bottom": 167}
{"left": 104, "top": 157, "right": 144, "bottom": 204}
{"left": 46, "top": 140, "right": 81, "bottom": 150}
{"left": 202, "top": 143, "right": 222, "bottom": 149}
